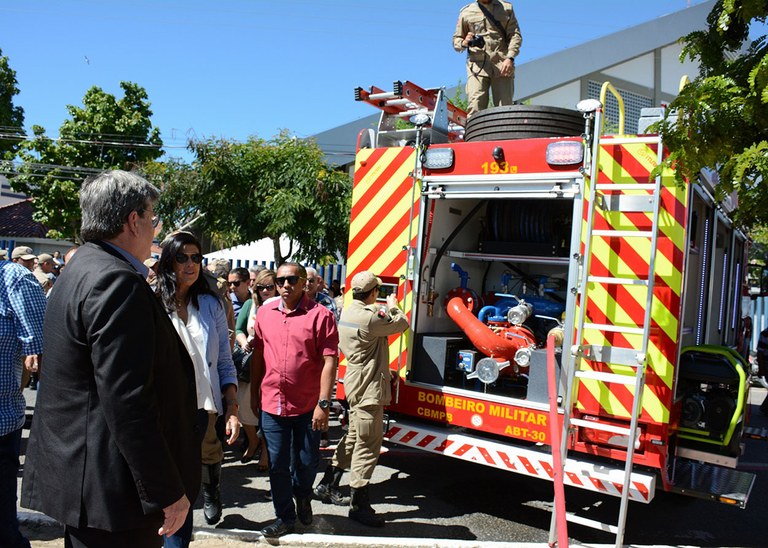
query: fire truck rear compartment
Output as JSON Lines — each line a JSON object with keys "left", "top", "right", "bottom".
{"left": 409, "top": 195, "right": 575, "bottom": 404}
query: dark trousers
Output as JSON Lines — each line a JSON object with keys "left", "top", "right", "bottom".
{"left": 64, "top": 523, "right": 161, "bottom": 548}
{"left": 261, "top": 411, "right": 320, "bottom": 523}
{"left": 0, "top": 427, "right": 29, "bottom": 548}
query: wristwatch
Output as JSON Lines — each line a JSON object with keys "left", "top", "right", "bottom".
{"left": 318, "top": 399, "right": 331, "bottom": 410}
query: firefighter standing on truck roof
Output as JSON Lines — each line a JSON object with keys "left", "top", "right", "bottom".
{"left": 313, "top": 271, "right": 409, "bottom": 527}
{"left": 453, "top": 0, "right": 522, "bottom": 117}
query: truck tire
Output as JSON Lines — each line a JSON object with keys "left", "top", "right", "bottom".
{"left": 464, "top": 105, "right": 584, "bottom": 142}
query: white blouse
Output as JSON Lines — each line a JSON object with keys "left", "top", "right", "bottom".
{"left": 171, "top": 303, "right": 218, "bottom": 413}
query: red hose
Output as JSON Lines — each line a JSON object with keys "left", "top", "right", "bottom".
{"left": 446, "top": 297, "right": 535, "bottom": 363}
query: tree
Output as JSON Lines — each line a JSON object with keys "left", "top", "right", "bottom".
{"left": 0, "top": 48, "right": 25, "bottom": 160}
{"left": 147, "top": 132, "right": 352, "bottom": 265}
{"left": 12, "top": 82, "right": 163, "bottom": 240}
{"left": 655, "top": 0, "right": 768, "bottom": 229}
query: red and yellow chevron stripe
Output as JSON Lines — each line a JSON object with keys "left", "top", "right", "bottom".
{"left": 345, "top": 146, "right": 420, "bottom": 371}
{"left": 575, "top": 139, "right": 688, "bottom": 427}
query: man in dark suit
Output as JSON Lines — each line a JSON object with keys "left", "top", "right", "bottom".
{"left": 21, "top": 170, "right": 200, "bottom": 547}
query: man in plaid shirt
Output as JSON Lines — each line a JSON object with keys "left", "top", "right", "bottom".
{"left": 0, "top": 259, "right": 46, "bottom": 548}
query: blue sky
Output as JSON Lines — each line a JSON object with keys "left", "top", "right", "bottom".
{"left": 2, "top": 1, "right": 712, "bottom": 160}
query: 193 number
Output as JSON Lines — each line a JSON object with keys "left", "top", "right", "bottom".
{"left": 481, "top": 162, "right": 518, "bottom": 174}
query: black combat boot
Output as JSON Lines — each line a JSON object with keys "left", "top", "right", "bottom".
{"left": 202, "top": 462, "right": 222, "bottom": 525}
{"left": 313, "top": 464, "right": 350, "bottom": 505}
{"left": 349, "top": 485, "right": 384, "bottom": 527}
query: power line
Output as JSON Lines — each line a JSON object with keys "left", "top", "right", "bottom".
{"left": 0, "top": 131, "right": 187, "bottom": 149}
{"left": 2, "top": 160, "right": 103, "bottom": 175}
{"left": 0, "top": 125, "right": 177, "bottom": 143}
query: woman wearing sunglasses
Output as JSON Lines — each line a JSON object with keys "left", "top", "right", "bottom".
{"left": 155, "top": 231, "right": 240, "bottom": 547}
{"left": 234, "top": 268, "right": 278, "bottom": 471}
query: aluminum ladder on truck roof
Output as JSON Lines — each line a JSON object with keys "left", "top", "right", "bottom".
{"left": 548, "top": 83, "right": 661, "bottom": 548}
{"left": 354, "top": 80, "right": 467, "bottom": 146}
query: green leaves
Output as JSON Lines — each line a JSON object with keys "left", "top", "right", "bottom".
{"left": 154, "top": 131, "right": 352, "bottom": 265}
{"left": 0, "top": 48, "right": 25, "bottom": 161}
{"left": 657, "top": 0, "right": 768, "bottom": 229}
{"left": 11, "top": 82, "right": 163, "bottom": 241}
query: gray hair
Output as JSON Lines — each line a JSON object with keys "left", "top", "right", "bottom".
{"left": 80, "top": 170, "right": 160, "bottom": 242}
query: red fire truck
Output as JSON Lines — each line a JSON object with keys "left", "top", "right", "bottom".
{"left": 339, "top": 80, "right": 756, "bottom": 544}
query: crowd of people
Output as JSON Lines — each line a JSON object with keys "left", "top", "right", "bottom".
{"left": 1, "top": 169, "right": 410, "bottom": 548}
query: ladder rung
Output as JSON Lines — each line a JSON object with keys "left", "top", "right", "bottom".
{"left": 580, "top": 345, "right": 645, "bottom": 366}
{"left": 597, "top": 194, "right": 656, "bottom": 212}
{"left": 396, "top": 108, "right": 432, "bottom": 118}
{"left": 588, "top": 276, "right": 649, "bottom": 286}
{"left": 565, "top": 513, "right": 618, "bottom": 534}
{"left": 592, "top": 229, "right": 654, "bottom": 238}
{"left": 595, "top": 183, "right": 656, "bottom": 191}
{"left": 575, "top": 369, "right": 638, "bottom": 385}
{"left": 384, "top": 98, "right": 413, "bottom": 107}
{"left": 584, "top": 322, "right": 644, "bottom": 335}
{"left": 571, "top": 418, "right": 632, "bottom": 436}
{"left": 368, "top": 91, "right": 398, "bottom": 100}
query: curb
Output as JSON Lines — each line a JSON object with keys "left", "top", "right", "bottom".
{"left": 192, "top": 528, "right": 555, "bottom": 547}
{"left": 19, "top": 511, "right": 683, "bottom": 548}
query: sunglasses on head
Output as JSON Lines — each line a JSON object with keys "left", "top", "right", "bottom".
{"left": 276, "top": 275, "right": 302, "bottom": 286}
{"left": 175, "top": 252, "right": 203, "bottom": 264}
{"left": 256, "top": 284, "right": 275, "bottom": 291}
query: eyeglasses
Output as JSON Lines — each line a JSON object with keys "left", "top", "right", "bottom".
{"left": 138, "top": 208, "right": 160, "bottom": 228}
{"left": 227, "top": 280, "right": 243, "bottom": 287}
{"left": 256, "top": 284, "right": 275, "bottom": 292}
{"left": 175, "top": 252, "right": 203, "bottom": 264}
{"left": 276, "top": 275, "right": 303, "bottom": 286}
{"left": 306, "top": 278, "right": 317, "bottom": 284}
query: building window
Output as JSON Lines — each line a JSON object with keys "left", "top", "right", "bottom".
{"left": 587, "top": 81, "right": 653, "bottom": 135}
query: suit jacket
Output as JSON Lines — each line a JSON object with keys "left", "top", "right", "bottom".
{"left": 22, "top": 241, "right": 200, "bottom": 531}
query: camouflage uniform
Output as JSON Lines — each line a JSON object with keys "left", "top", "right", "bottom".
{"left": 453, "top": 0, "right": 522, "bottom": 116}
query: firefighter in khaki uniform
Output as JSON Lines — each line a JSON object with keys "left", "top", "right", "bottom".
{"left": 453, "top": 0, "right": 522, "bottom": 117}
{"left": 314, "top": 271, "right": 409, "bottom": 527}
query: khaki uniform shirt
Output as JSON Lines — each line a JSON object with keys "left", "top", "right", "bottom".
{"left": 453, "top": 0, "right": 522, "bottom": 78}
{"left": 339, "top": 299, "right": 409, "bottom": 408}
{"left": 32, "top": 267, "right": 51, "bottom": 293}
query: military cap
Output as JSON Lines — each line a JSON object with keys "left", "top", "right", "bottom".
{"left": 350, "top": 271, "right": 382, "bottom": 293}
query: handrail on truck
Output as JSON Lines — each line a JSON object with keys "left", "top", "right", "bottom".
{"left": 599, "top": 81, "right": 625, "bottom": 135}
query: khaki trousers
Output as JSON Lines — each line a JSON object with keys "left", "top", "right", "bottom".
{"left": 331, "top": 404, "right": 383, "bottom": 489}
{"left": 466, "top": 70, "right": 515, "bottom": 117}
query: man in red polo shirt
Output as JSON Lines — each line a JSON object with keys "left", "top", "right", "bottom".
{"left": 250, "top": 262, "right": 338, "bottom": 538}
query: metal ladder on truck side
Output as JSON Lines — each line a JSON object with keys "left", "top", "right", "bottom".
{"left": 549, "top": 83, "right": 664, "bottom": 548}
{"left": 354, "top": 80, "right": 468, "bottom": 144}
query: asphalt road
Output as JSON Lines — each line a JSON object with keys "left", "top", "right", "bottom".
{"left": 17, "top": 387, "right": 768, "bottom": 547}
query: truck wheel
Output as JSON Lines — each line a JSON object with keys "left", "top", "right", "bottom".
{"left": 464, "top": 105, "right": 585, "bottom": 142}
